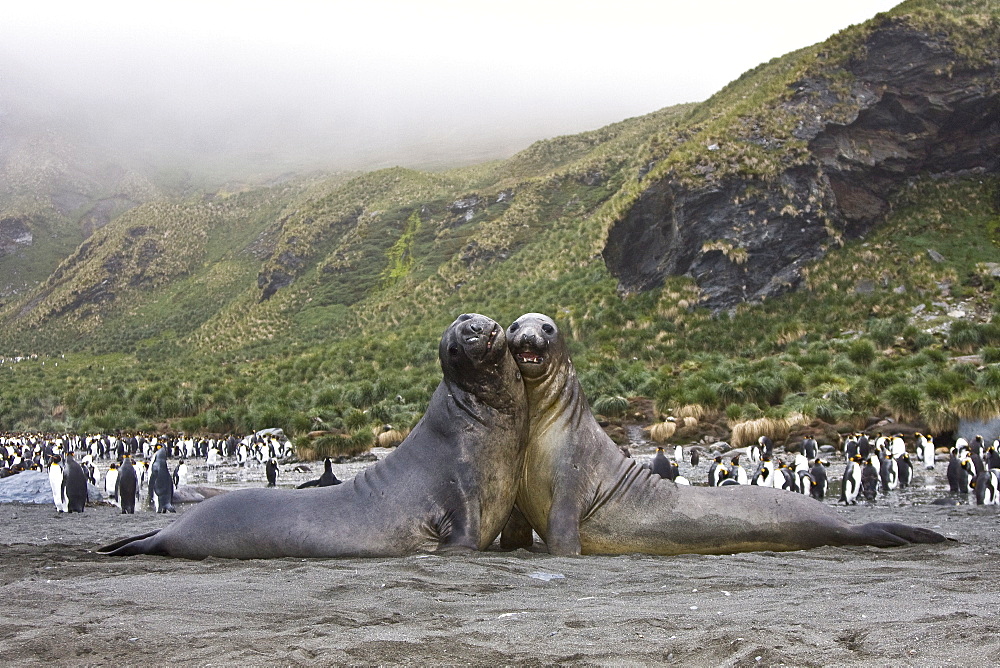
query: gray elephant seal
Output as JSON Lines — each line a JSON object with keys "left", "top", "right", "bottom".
{"left": 98, "top": 313, "right": 527, "bottom": 559}
{"left": 502, "top": 313, "right": 947, "bottom": 556}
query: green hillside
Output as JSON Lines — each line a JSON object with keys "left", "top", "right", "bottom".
{"left": 1, "top": 0, "right": 998, "bottom": 450}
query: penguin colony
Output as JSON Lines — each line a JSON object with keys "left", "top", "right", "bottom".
{"left": 646, "top": 432, "right": 1000, "bottom": 506}
{"left": 0, "top": 431, "right": 296, "bottom": 512}
{"left": 5, "top": 429, "right": 999, "bottom": 511}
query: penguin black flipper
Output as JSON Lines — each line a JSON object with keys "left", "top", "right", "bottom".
{"left": 853, "top": 522, "right": 951, "bottom": 547}
{"left": 95, "top": 530, "right": 165, "bottom": 556}
{"left": 296, "top": 479, "right": 320, "bottom": 489}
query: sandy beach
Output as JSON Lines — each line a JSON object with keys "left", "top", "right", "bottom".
{"left": 2, "top": 450, "right": 998, "bottom": 667}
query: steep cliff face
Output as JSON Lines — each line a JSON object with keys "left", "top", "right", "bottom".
{"left": 603, "top": 18, "right": 1000, "bottom": 311}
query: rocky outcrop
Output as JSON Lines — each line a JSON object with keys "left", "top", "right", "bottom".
{"left": 603, "top": 19, "right": 1000, "bottom": 311}
{"left": 257, "top": 249, "right": 304, "bottom": 301}
{"left": 0, "top": 216, "right": 33, "bottom": 258}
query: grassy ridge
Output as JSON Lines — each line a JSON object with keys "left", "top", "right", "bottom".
{"left": 0, "top": 0, "right": 998, "bottom": 442}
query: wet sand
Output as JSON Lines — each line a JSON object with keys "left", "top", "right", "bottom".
{"left": 1, "top": 453, "right": 998, "bottom": 667}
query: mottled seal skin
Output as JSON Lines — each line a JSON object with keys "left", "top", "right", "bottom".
{"left": 502, "top": 313, "right": 948, "bottom": 556}
{"left": 98, "top": 313, "right": 527, "bottom": 559}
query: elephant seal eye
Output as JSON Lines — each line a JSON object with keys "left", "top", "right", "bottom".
{"left": 509, "top": 322, "right": 520, "bottom": 332}
{"left": 448, "top": 345, "right": 459, "bottom": 356}
{"left": 542, "top": 324, "right": 554, "bottom": 334}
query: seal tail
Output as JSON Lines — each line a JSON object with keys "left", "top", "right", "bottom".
{"left": 95, "top": 530, "right": 163, "bottom": 556}
{"left": 854, "top": 522, "right": 951, "bottom": 547}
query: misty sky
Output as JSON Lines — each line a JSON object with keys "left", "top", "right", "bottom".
{"left": 2, "top": 0, "right": 902, "bottom": 173}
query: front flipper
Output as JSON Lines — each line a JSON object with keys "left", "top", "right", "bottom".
{"left": 433, "top": 506, "right": 483, "bottom": 553}
{"left": 95, "top": 530, "right": 163, "bottom": 556}
{"left": 853, "top": 522, "right": 951, "bottom": 547}
{"left": 545, "top": 489, "right": 583, "bottom": 556}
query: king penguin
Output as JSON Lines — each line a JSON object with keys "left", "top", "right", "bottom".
{"left": 730, "top": 454, "right": 748, "bottom": 485}
{"left": 707, "top": 455, "right": 725, "bottom": 487}
{"left": 879, "top": 451, "right": 899, "bottom": 493}
{"left": 916, "top": 433, "right": 936, "bottom": 470}
{"left": 809, "top": 459, "right": 829, "bottom": 501}
{"left": 801, "top": 437, "right": 818, "bottom": 460}
{"left": 148, "top": 446, "right": 176, "bottom": 513}
{"left": 48, "top": 454, "right": 68, "bottom": 513}
{"left": 105, "top": 462, "right": 120, "bottom": 506}
{"left": 650, "top": 447, "right": 672, "bottom": 478}
{"left": 172, "top": 459, "right": 189, "bottom": 488}
{"left": 975, "top": 469, "right": 1000, "bottom": 505}
{"left": 860, "top": 456, "right": 880, "bottom": 502}
{"left": 117, "top": 456, "right": 138, "bottom": 514}
{"left": 265, "top": 458, "right": 279, "bottom": 487}
{"left": 896, "top": 452, "right": 913, "bottom": 490}
{"left": 840, "top": 455, "right": 862, "bottom": 505}
{"left": 62, "top": 452, "right": 89, "bottom": 513}
{"left": 947, "top": 448, "right": 974, "bottom": 494}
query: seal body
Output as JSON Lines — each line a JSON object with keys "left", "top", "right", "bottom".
{"left": 99, "top": 313, "right": 528, "bottom": 559}
{"left": 503, "top": 313, "right": 947, "bottom": 556}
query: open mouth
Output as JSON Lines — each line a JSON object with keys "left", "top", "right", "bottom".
{"left": 465, "top": 324, "right": 499, "bottom": 351}
{"left": 486, "top": 324, "right": 498, "bottom": 351}
{"left": 515, "top": 352, "right": 544, "bottom": 364}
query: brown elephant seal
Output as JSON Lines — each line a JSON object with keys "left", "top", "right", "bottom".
{"left": 501, "top": 312, "right": 947, "bottom": 556}
{"left": 98, "top": 313, "right": 527, "bottom": 559}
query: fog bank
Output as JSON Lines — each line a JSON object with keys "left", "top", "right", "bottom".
{"left": 1, "top": 1, "right": 902, "bottom": 176}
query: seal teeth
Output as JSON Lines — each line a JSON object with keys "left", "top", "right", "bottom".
{"left": 516, "top": 352, "right": 544, "bottom": 364}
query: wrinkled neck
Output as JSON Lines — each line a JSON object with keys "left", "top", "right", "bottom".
{"left": 443, "top": 357, "right": 523, "bottom": 419}
{"left": 525, "top": 360, "right": 589, "bottom": 434}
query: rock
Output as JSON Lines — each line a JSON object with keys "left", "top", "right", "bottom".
{"left": 0, "top": 216, "right": 33, "bottom": 258}
{"left": 601, "top": 20, "right": 999, "bottom": 312}
{"left": 855, "top": 280, "right": 875, "bottom": 295}
{"left": 0, "top": 471, "right": 102, "bottom": 505}
{"left": 450, "top": 195, "right": 484, "bottom": 214}
{"left": 947, "top": 310, "right": 966, "bottom": 318}
{"left": 927, "top": 249, "right": 946, "bottom": 263}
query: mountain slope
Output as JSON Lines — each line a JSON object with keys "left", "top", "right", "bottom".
{"left": 0, "top": 0, "right": 997, "bottom": 440}
{"left": 602, "top": 0, "right": 999, "bottom": 310}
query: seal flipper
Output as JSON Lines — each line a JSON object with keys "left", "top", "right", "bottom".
{"left": 852, "top": 522, "right": 950, "bottom": 547}
{"left": 96, "top": 530, "right": 164, "bottom": 556}
{"left": 545, "top": 490, "right": 584, "bottom": 556}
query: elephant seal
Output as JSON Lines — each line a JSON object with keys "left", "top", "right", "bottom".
{"left": 501, "top": 313, "right": 947, "bottom": 556}
{"left": 98, "top": 313, "right": 527, "bottom": 559}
